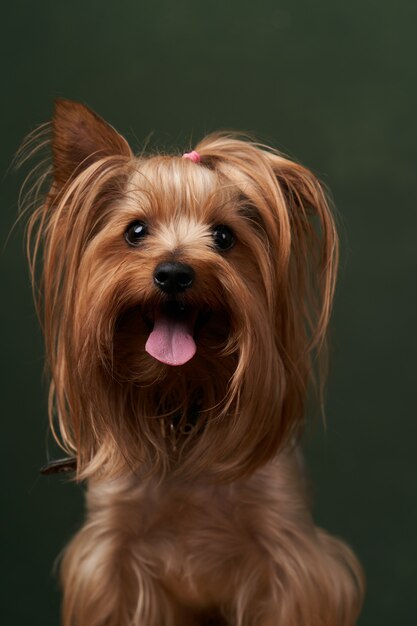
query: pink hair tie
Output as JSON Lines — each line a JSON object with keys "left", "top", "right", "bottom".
{"left": 182, "top": 150, "right": 201, "bottom": 163}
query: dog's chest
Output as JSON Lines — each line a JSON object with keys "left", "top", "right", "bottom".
{"left": 86, "top": 455, "right": 304, "bottom": 608}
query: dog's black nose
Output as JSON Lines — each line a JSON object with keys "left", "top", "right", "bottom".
{"left": 153, "top": 262, "right": 195, "bottom": 294}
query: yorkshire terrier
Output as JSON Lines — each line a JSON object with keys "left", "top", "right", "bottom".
{"left": 23, "top": 99, "right": 364, "bottom": 625}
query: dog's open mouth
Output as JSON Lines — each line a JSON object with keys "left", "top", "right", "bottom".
{"left": 145, "top": 302, "right": 207, "bottom": 367}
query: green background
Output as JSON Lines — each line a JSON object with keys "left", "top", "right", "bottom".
{"left": 1, "top": 1, "right": 416, "bottom": 624}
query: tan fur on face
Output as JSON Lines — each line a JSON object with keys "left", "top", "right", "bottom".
{"left": 22, "top": 100, "right": 364, "bottom": 625}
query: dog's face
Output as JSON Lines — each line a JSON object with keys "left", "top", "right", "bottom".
{"left": 26, "top": 100, "right": 337, "bottom": 481}
{"left": 90, "top": 157, "right": 258, "bottom": 378}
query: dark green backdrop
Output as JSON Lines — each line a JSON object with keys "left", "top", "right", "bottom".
{"left": 1, "top": 1, "right": 416, "bottom": 625}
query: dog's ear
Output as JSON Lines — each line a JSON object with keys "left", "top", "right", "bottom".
{"left": 51, "top": 99, "right": 132, "bottom": 186}
{"left": 196, "top": 134, "right": 338, "bottom": 422}
{"left": 196, "top": 134, "right": 338, "bottom": 347}
{"left": 267, "top": 154, "right": 338, "bottom": 355}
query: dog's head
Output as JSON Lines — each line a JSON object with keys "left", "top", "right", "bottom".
{"left": 25, "top": 100, "right": 338, "bottom": 481}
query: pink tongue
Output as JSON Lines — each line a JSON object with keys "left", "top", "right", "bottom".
{"left": 145, "top": 312, "right": 196, "bottom": 366}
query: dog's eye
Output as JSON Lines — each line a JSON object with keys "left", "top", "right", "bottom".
{"left": 125, "top": 221, "right": 148, "bottom": 246}
{"left": 212, "top": 224, "right": 235, "bottom": 251}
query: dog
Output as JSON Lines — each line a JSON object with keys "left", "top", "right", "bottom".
{"left": 23, "top": 99, "right": 364, "bottom": 625}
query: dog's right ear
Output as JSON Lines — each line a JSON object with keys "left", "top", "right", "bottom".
{"left": 51, "top": 99, "right": 132, "bottom": 187}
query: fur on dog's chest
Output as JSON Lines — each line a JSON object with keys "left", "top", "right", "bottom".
{"left": 85, "top": 454, "right": 308, "bottom": 608}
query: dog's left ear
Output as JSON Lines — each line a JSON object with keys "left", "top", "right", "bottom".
{"left": 196, "top": 133, "right": 338, "bottom": 371}
{"left": 266, "top": 152, "right": 339, "bottom": 342}
{"left": 51, "top": 99, "right": 132, "bottom": 187}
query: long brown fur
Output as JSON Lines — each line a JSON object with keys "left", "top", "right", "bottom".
{"left": 23, "top": 99, "right": 364, "bottom": 625}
